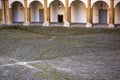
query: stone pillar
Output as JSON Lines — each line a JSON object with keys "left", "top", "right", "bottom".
{"left": 48, "top": 7, "right": 50, "bottom": 23}
{"left": 86, "top": 0, "right": 92, "bottom": 28}
{"left": 0, "top": 9, "right": 2, "bottom": 23}
{"left": 28, "top": 7, "right": 31, "bottom": 24}
{"left": 108, "top": 0, "right": 115, "bottom": 28}
{"left": 64, "top": 0, "right": 70, "bottom": 27}
{"left": 68, "top": 7, "right": 71, "bottom": 23}
{"left": 43, "top": 0, "right": 49, "bottom": 26}
{"left": 1, "top": 0, "right": 5, "bottom": 24}
{"left": 6, "top": 0, "right": 12, "bottom": 25}
{"left": 24, "top": 0, "right": 29, "bottom": 25}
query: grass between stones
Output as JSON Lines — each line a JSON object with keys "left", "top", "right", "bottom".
{"left": 30, "top": 62, "right": 74, "bottom": 80}
{"left": 0, "top": 25, "right": 120, "bottom": 36}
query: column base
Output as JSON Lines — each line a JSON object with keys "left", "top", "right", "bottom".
{"left": 43, "top": 21, "right": 49, "bottom": 26}
{"left": 86, "top": 23, "right": 92, "bottom": 28}
{"left": 2, "top": 21, "right": 6, "bottom": 25}
{"left": 64, "top": 21, "right": 70, "bottom": 27}
{"left": 23, "top": 22, "right": 29, "bottom": 26}
{"left": 108, "top": 23, "right": 115, "bottom": 28}
{"left": 6, "top": 22, "right": 12, "bottom": 25}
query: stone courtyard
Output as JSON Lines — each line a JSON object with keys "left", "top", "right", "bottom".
{"left": 0, "top": 26, "right": 120, "bottom": 80}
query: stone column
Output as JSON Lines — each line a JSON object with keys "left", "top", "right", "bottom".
{"left": 24, "top": 0, "right": 29, "bottom": 25}
{"left": 86, "top": 0, "right": 92, "bottom": 28}
{"left": 108, "top": 0, "right": 115, "bottom": 28}
{"left": 43, "top": 0, "right": 49, "bottom": 26}
{"left": 68, "top": 7, "right": 71, "bottom": 23}
{"left": 48, "top": 7, "right": 50, "bottom": 23}
{"left": 27, "top": 7, "right": 31, "bottom": 24}
{"left": 0, "top": 8, "right": 2, "bottom": 23}
{"left": 6, "top": 0, "right": 12, "bottom": 25}
{"left": 64, "top": 0, "right": 70, "bottom": 27}
{"left": 1, "top": 0, "right": 5, "bottom": 24}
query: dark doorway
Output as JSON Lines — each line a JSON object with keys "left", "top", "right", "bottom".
{"left": 39, "top": 9, "right": 44, "bottom": 23}
{"left": 99, "top": 9, "right": 107, "bottom": 24}
{"left": 58, "top": 15, "right": 63, "bottom": 22}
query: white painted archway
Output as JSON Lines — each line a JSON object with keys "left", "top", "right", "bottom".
{"left": 9, "top": 0, "right": 24, "bottom": 8}
{"left": 92, "top": 1, "right": 109, "bottom": 24}
{"left": 49, "top": 0, "right": 65, "bottom": 23}
{"left": 30, "top": 1, "right": 44, "bottom": 23}
{"left": 91, "top": 0, "right": 110, "bottom": 8}
{"left": 114, "top": 0, "right": 120, "bottom": 8}
{"left": 70, "top": 0, "right": 86, "bottom": 23}
{"left": 115, "top": 2, "right": 120, "bottom": 24}
{"left": 48, "top": 0, "right": 65, "bottom": 7}
{"left": 69, "top": 0, "right": 87, "bottom": 7}
{"left": 28, "top": 0, "right": 44, "bottom": 8}
{"left": 12, "top": 1, "right": 24, "bottom": 22}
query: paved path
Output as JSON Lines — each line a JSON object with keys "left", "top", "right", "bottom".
{"left": 0, "top": 29, "right": 120, "bottom": 80}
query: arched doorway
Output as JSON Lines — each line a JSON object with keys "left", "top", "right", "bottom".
{"left": 30, "top": 1, "right": 44, "bottom": 23}
{"left": 70, "top": 0, "right": 86, "bottom": 23}
{"left": 115, "top": 2, "right": 120, "bottom": 25}
{"left": 92, "top": 1, "right": 109, "bottom": 24}
{"left": 49, "top": 1, "right": 64, "bottom": 23}
{"left": 12, "top": 1, "right": 24, "bottom": 23}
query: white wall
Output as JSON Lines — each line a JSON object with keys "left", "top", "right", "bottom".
{"left": 71, "top": 1, "right": 86, "bottom": 23}
{"left": 30, "top": 1, "right": 43, "bottom": 22}
{"left": 115, "top": 3, "right": 120, "bottom": 24}
{"left": 12, "top": 2, "right": 24, "bottom": 22}
{"left": 93, "top": 1, "right": 109, "bottom": 24}
{"left": 50, "top": 1, "right": 64, "bottom": 22}
{"left": 0, "top": 0, "right": 2, "bottom": 9}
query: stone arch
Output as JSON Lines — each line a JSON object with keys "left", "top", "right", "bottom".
{"left": 9, "top": 0, "right": 24, "bottom": 8}
{"left": 114, "top": 0, "right": 120, "bottom": 8}
{"left": 69, "top": 0, "right": 87, "bottom": 7}
{"left": 92, "top": 1, "right": 109, "bottom": 24}
{"left": 29, "top": 1, "right": 44, "bottom": 23}
{"left": 48, "top": 0, "right": 65, "bottom": 7}
{"left": 28, "top": 0, "right": 44, "bottom": 8}
{"left": 91, "top": 0, "right": 110, "bottom": 8}
{"left": 70, "top": 0, "right": 86, "bottom": 23}
{"left": 49, "top": 0, "right": 65, "bottom": 22}
{"left": 11, "top": 1, "right": 24, "bottom": 22}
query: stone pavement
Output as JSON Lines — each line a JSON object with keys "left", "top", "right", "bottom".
{"left": 0, "top": 29, "right": 120, "bottom": 80}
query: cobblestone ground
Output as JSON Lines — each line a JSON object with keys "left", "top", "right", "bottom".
{"left": 0, "top": 28, "right": 120, "bottom": 80}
